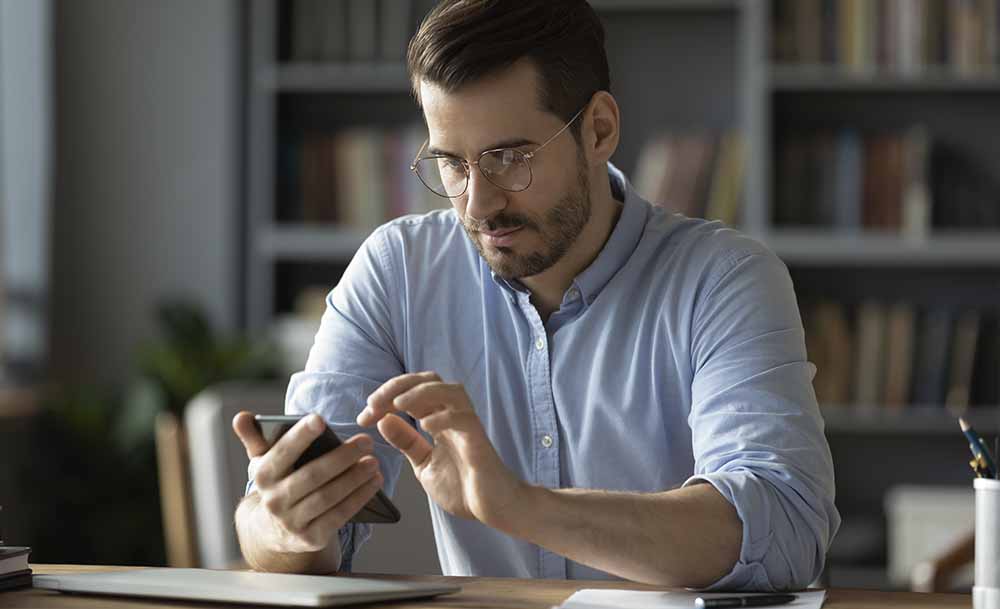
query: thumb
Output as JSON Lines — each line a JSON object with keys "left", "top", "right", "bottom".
{"left": 377, "top": 413, "right": 433, "bottom": 470}
{"left": 232, "top": 411, "right": 270, "bottom": 458}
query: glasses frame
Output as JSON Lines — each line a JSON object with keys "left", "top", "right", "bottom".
{"left": 410, "top": 105, "right": 587, "bottom": 199}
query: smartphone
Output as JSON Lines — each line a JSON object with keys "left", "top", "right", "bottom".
{"left": 253, "top": 414, "right": 401, "bottom": 524}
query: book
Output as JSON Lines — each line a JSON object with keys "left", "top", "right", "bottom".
{"left": 379, "top": 0, "right": 411, "bottom": 61}
{"left": 883, "top": 302, "right": 917, "bottom": 410}
{"left": 0, "top": 546, "right": 32, "bottom": 591}
{"left": 347, "top": 0, "right": 377, "bottom": 62}
{"left": 853, "top": 301, "right": 888, "bottom": 407}
{"left": 806, "top": 301, "right": 854, "bottom": 407}
{"left": 945, "top": 311, "right": 981, "bottom": 412}
{"left": 912, "top": 309, "right": 956, "bottom": 406}
{"left": 0, "top": 546, "right": 30, "bottom": 574}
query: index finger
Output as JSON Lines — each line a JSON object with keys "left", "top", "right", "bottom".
{"left": 358, "top": 371, "right": 441, "bottom": 427}
{"left": 253, "top": 414, "right": 327, "bottom": 487}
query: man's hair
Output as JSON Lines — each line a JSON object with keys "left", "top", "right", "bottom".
{"left": 407, "top": 0, "right": 610, "bottom": 141}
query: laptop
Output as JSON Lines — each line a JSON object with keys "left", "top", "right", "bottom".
{"left": 33, "top": 568, "right": 461, "bottom": 607}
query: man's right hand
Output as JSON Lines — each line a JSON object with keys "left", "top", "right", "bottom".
{"left": 232, "top": 411, "right": 384, "bottom": 560}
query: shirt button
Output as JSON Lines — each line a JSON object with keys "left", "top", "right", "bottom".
{"left": 541, "top": 434, "right": 553, "bottom": 448}
{"left": 535, "top": 337, "right": 545, "bottom": 351}
{"left": 567, "top": 288, "right": 580, "bottom": 300}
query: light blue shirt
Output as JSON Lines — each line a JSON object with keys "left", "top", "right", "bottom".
{"left": 282, "top": 164, "right": 840, "bottom": 591}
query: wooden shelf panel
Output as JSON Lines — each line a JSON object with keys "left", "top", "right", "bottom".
{"left": 256, "top": 225, "right": 369, "bottom": 260}
{"left": 761, "top": 230, "right": 1000, "bottom": 266}
{"left": 770, "top": 65, "right": 1000, "bottom": 92}
{"left": 256, "top": 63, "right": 411, "bottom": 93}
{"left": 591, "top": 0, "right": 740, "bottom": 11}
{"left": 822, "top": 406, "right": 1000, "bottom": 435}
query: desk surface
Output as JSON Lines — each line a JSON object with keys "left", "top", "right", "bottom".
{"left": 5, "top": 564, "right": 970, "bottom": 609}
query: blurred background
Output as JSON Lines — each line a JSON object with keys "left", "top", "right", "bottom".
{"left": 0, "top": 0, "right": 998, "bottom": 595}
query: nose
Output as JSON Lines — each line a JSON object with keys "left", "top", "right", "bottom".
{"left": 463, "top": 166, "right": 508, "bottom": 223}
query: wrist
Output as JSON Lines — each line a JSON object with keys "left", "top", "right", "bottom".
{"left": 490, "top": 480, "right": 549, "bottom": 538}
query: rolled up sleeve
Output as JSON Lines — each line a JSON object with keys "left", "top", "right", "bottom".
{"left": 683, "top": 247, "right": 840, "bottom": 591}
{"left": 247, "top": 226, "right": 411, "bottom": 571}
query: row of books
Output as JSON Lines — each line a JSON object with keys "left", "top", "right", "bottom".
{"left": 804, "top": 301, "right": 1000, "bottom": 410}
{"left": 632, "top": 132, "right": 745, "bottom": 226}
{"left": 775, "top": 127, "right": 1000, "bottom": 232}
{"left": 773, "top": 0, "right": 1000, "bottom": 75}
{"left": 287, "top": 0, "right": 434, "bottom": 63}
{"left": 277, "top": 127, "right": 446, "bottom": 228}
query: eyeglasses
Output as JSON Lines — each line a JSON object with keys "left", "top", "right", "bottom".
{"left": 410, "top": 106, "right": 587, "bottom": 199}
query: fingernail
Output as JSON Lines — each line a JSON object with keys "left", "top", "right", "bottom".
{"left": 356, "top": 407, "right": 369, "bottom": 425}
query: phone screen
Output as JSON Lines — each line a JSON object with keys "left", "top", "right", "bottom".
{"left": 254, "top": 414, "right": 401, "bottom": 524}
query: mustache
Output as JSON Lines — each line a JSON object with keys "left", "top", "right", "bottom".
{"left": 465, "top": 212, "right": 537, "bottom": 233}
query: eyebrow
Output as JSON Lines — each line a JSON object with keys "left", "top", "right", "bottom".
{"left": 427, "top": 138, "right": 538, "bottom": 158}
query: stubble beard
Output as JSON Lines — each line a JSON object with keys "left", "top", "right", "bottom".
{"left": 462, "top": 158, "right": 592, "bottom": 281}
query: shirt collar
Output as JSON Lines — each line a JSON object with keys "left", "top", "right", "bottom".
{"left": 489, "top": 162, "right": 649, "bottom": 304}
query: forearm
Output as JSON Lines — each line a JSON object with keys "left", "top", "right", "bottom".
{"left": 235, "top": 493, "right": 343, "bottom": 575}
{"left": 496, "top": 481, "right": 742, "bottom": 587}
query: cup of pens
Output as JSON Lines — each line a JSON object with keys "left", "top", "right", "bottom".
{"left": 975, "top": 478, "right": 1000, "bottom": 609}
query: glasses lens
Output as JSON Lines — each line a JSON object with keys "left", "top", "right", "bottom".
{"left": 480, "top": 149, "right": 531, "bottom": 192}
{"left": 414, "top": 156, "right": 468, "bottom": 198}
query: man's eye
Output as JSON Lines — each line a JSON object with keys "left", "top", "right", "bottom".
{"left": 438, "top": 158, "right": 465, "bottom": 172}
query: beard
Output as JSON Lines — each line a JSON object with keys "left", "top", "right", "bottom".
{"left": 461, "top": 157, "right": 592, "bottom": 281}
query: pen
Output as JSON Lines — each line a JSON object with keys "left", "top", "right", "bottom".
{"left": 959, "top": 418, "right": 997, "bottom": 479}
{"left": 694, "top": 594, "right": 797, "bottom": 608}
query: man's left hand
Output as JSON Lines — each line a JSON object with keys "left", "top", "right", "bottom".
{"left": 356, "top": 371, "right": 527, "bottom": 530}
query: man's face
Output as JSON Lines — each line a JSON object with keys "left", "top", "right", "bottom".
{"left": 419, "top": 61, "right": 591, "bottom": 281}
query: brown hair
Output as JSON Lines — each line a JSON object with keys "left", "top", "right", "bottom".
{"left": 407, "top": 0, "right": 610, "bottom": 141}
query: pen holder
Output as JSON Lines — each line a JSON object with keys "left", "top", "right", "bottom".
{"left": 975, "top": 478, "right": 1000, "bottom": 609}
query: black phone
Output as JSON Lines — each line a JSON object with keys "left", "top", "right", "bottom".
{"left": 253, "top": 414, "right": 401, "bottom": 524}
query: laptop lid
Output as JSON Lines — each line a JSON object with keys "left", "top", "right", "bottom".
{"left": 33, "top": 568, "right": 461, "bottom": 607}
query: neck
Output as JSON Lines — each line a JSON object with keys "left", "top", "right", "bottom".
{"left": 521, "top": 172, "right": 623, "bottom": 322}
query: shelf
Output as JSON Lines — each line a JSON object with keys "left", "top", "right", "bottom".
{"left": 822, "top": 406, "right": 1000, "bottom": 435}
{"left": 761, "top": 231, "right": 1000, "bottom": 266}
{"left": 256, "top": 225, "right": 369, "bottom": 260}
{"left": 590, "top": 0, "right": 740, "bottom": 11}
{"left": 770, "top": 65, "right": 1000, "bottom": 92}
{"left": 256, "top": 63, "right": 411, "bottom": 93}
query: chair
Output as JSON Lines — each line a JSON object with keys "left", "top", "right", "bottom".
{"left": 910, "top": 530, "right": 975, "bottom": 593}
{"left": 183, "top": 381, "right": 440, "bottom": 574}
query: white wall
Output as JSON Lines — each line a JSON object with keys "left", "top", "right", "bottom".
{"left": 0, "top": 0, "right": 53, "bottom": 377}
{"left": 51, "top": 0, "right": 240, "bottom": 385}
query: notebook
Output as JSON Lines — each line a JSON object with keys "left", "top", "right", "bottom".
{"left": 32, "top": 568, "right": 460, "bottom": 607}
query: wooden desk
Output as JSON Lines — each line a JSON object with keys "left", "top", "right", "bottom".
{"left": 5, "top": 565, "right": 970, "bottom": 609}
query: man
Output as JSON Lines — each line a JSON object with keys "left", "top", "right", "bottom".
{"left": 234, "top": 0, "right": 839, "bottom": 590}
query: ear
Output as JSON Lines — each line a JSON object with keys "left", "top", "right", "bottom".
{"left": 581, "top": 91, "right": 620, "bottom": 167}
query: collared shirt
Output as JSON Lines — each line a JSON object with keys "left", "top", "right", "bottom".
{"left": 280, "top": 164, "right": 840, "bottom": 590}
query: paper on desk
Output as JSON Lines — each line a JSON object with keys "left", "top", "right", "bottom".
{"left": 555, "top": 588, "right": 826, "bottom": 609}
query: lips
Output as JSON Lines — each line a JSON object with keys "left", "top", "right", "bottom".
{"left": 480, "top": 226, "right": 523, "bottom": 248}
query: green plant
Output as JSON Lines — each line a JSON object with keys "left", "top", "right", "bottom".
{"left": 24, "top": 300, "right": 281, "bottom": 566}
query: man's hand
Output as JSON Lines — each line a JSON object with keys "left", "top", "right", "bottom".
{"left": 232, "top": 412, "right": 383, "bottom": 556}
{"left": 356, "top": 372, "right": 526, "bottom": 531}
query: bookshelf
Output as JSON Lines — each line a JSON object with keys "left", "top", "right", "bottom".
{"left": 242, "top": 0, "right": 1000, "bottom": 589}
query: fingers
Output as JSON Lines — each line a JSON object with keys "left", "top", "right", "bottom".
{"left": 278, "top": 433, "right": 375, "bottom": 508}
{"left": 300, "top": 473, "right": 384, "bottom": 549}
{"left": 232, "top": 411, "right": 270, "bottom": 458}
{"left": 285, "top": 455, "right": 382, "bottom": 530}
{"left": 358, "top": 371, "right": 441, "bottom": 426}
{"left": 253, "top": 414, "right": 326, "bottom": 488}
{"left": 417, "top": 408, "right": 477, "bottom": 436}
{"left": 392, "top": 382, "right": 467, "bottom": 420}
{"left": 378, "top": 413, "right": 433, "bottom": 469}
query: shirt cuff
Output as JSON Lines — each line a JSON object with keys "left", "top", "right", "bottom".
{"left": 337, "top": 523, "right": 372, "bottom": 573}
{"left": 682, "top": 471, "right": 781, "bottom": 591}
